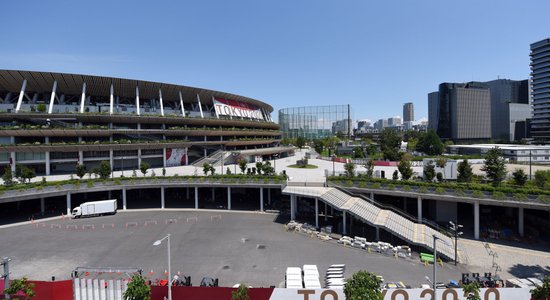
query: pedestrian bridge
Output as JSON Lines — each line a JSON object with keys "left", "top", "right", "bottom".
{"left": 282, "top": 186, "right": 458, "bottom": 261}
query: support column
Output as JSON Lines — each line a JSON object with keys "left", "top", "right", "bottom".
{"left": 474, "top": 201, "right": 480, "bottom": 240}
{"left": 290, "top": 195, "right": 296, "bottom": 220}
{"left": 196, "top": 94, "right": 204, "bottom": 118}
{"left": 10, "top": 152, "right": 16, "bottom": 173}
{"left": 135, "top": 86, "right": 140, "bottom": 116}
{"left": 343, "top": 211, "right": 347, "bottom": 235}
{"left": 315, "top": 198, "right": 319, "bottom": 228}
{"left": 40, "top": 198, "right": 45, "bottom": 215}
{"left": 518, "top": 207, "right": 524, "bottom": 237}
{"left": 66, "top": 193, "right": 71, "bottom": 216}
{"left": 138, "top": 149, "right": 142, "bottom": 167}
{"left": 15, "top": 79, "right": 27, "bottom": 113}
{"left": 160, "top": 187, "right": 165, "bottom": 209}
{"left": 376, "top": 227, "right": 380, "bottom": 241}
{"left": 179, "top": 91, "right": 185, "bottom": 117}
{"left": 162, "top": 148, "right": 167, "bottom": 168}
{"left": 260, "top": 187, "right": 264, "bottom": 212}
{"left": 109, "top": 150, "right": 114, "bottom": 172}
{"left": 324, "top": 202, "right": 328, "bottom": 221}
{"left": 417, "top": 196, "right": 422, "bottom": 223}
{"left": 268, "top": 188, "right": 271, "bottom": 206}
{"left": 194, "top": 187, "right": 199, "bottom": 209}
{"left": 109, "top": 83, "right": 114, "bottom": 115}
{"left": 78, "top": 151, "right": 83, "bottom": 165}
{"left": 186, "top": 187, "right": 190, "bottom": 199}
{"left": 158, "top": 89, "right": 165, "bottom": 116}
{"left": 48, "top": 80, "right": 57, "bottom": 114}
{"left": 227, "top": 187, "right": 231, "bottom": 210}
{"left": 45, "top": 151, "right": 50, "bottom": 176}
{"left": 211, "top": 188, "right": 215, "bottom": 202}
{"left": 80, "top": 82, "right": 86, "bottom": 113}
{"left": 122, "top": 188, "right": 127, "bottom": 210}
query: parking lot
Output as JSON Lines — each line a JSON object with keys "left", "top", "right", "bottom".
{"left": 0, "top": 210, "right": 466, "bottom": 287}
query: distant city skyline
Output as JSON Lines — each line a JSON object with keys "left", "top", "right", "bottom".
{"left": 1, "top": 1, "right": 549, "bottom": 122}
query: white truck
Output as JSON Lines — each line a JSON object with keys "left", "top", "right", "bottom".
{"left": 72, "top": 199, "right": 117, "bottom": 218}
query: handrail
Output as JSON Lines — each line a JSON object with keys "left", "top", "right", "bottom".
{"left": 333, "top": 185, "right": 451, "bottom": 236}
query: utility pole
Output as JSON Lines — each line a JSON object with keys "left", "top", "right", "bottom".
{"left": 2, "top": 257, "right": 11, "bottom": 300}
{"left": 449, "top": 221, "right": 463, "bottom": 266}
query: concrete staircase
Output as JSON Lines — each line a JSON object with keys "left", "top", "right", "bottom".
{"left": 283, "top": 186, "right": 458, "bottom": 261}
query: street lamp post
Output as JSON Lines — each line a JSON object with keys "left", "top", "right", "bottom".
{"left": 449, "top": 221, "right": 463, "bottom": 266}
{"left": 431, "top": 234, "right": 450, "bottom": 300}
{"left": 153, "top": 234, "right": 172, "bottom": 300}
{"left": 331, "top": 154, "right": 336, "bottom": 177}
{"left": 272, "top": 153, "right": 279, "bottom": 174}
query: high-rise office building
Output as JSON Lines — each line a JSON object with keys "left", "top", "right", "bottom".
{"left": 428, "top": 92, "right": 439, "bottom": 132}
{"left": 485, "top": 79, "right": 530, "bottom": 141}
{"left": 430, "top": 82, "right": 491, "bottom": 141}
{"left": 403, "top": 102, "right": 414, "bottom": 122}
{"left": 530, "top": 38, "right": 550, "bottom": 142}
{"left": 387, "top": 116, "right": 402, "bottom": 127}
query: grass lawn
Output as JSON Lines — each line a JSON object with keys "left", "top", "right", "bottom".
{"left": 288, "top": 164, "right": 318, "bottom": 169}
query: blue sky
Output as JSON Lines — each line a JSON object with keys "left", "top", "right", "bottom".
{"left": 1, "top": 0, "right": 549, "bottom": 122}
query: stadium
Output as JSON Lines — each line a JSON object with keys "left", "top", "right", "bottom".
{"left": 0, "top": 69, "right": 292, "bottom": 175}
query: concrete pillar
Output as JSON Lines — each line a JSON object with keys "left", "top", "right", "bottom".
{"left": 370, "top": 192, "right": 374, "bottom": 203}
{"left": 211, "top": 188, "right": 215, "bottom": 202}
{"left": 417, "top": 196, "right": 422, "bottom": 223}
{"left": 518, "top": 207, "right": 524, "bottom": 237}
{"left": 186, "top": 187, "right": 190, "bottom": 199}
{"left": 203, "top": 148, "right": 207, "bottom": 158}
{"left": 40, "top": 198, "right": 45, "bottom": 215}
{"left": 108, "top": 190, "right": 112, "bottom": 199}
{"left": 260, "top": 187, "right": 264, "bottom": 212}
{"left": 45, "top": 151, "right": 50, "bottom": 175}
{"left": 122, "top": 188, "right": 127, "bottom": 210}
{"left": 267, "top": 188, "right": 271, "bottom": 206}
{"left": 10, "top": 152, "right": 16, "bottom": 173}
{"left": 161, "top": 187, "right": 165, "bottom": 209}
{"left": 403, "top": 197, "right": 407, "bottom": 213}
{"left": 376, "top": 227, "right": 380, "bottom": 241}
{"left": 290, "top": 195, "right": 296, "bottom": 220}
{"left": 109, "top": 150, "right": 114, "bottom": 171}
{"left": 474, "top": 201, "right": 480, "bottom": 240}
{"left": 138, "top": 149, "right": 142, "bottom": 167}
{"left": 227, "top": 187, "right": 232, "bottom": 210}
{"left": 343, "top": 211, "right": 347, "bottom": 235}
{"left": 315, "top": 198, "right": 319, "bottom": 228}
{"left": 162, "top": 148, "right": 167, "bottom": 168}
{"left": 194, "top": 187, "right": 199, "bottom": 209}
{"left": 66, "top": 193, "right": 71, "bottom": 215}
{"left": 78, "top": 151, "right": 83, "bottom": 165}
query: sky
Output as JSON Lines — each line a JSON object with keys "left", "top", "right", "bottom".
{"left": 1, "top": 0, "right": 550, "bottom": 123}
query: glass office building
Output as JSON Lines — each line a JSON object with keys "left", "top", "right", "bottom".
{"left": 278, "top": 105, "right": 353, "bottom": 139}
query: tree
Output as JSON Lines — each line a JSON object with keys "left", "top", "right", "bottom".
{"left": 344, "top": 162, "right": 356, "bottom": 177}
{"left": 140, "top": 162, "right": 150, "bottom": 176}
{"left": 379, "top": 128, "right": 402, "bottom": 161}
{"left": 226, "top": 167, "right": 232, "bottom": 175}
{"left": 238, "top": 159, "right": 247, "bottom": 174}
{"left": 416, "top": 130, "right": 444, "bottom": 155}
{"left": 398, "top": 157, "right": 413, "bottom": 180}
{"left": 36, "top": 103, "right": 47, "bottom": 113}
{"left": 436, "top": 172, "right": 443, "bottom": 182}
{"left": 406, "top": 137, "right": 418, "bottom": 153}
{"left": 97, "top": 161, "right": 112, "bottom": 179}
{"left": 76, "top": 164, "right": 87, "bottom": 179}
{"left": 344, "top": 270, "right": 383, "bottom": 300}
{"left": 423, "top": 161, "right": 435, "bottom": 181}
{"left": 512, "top": 169, "right": 528, "bottom": 186}
{"left": 392, "top": 170, "right": 399, "bottom": 180}
{"left": 481, "top": 147, "right": 507, "bottom": 186}
{"left": 457, "top": 159, "right": 473, "bottom": 183}
{"left": 366, "top": 144, "right": 378, "bottom": 157}
{"left": 462, "top": 281, "right": 481, "bottom": 300}
{"left": 16, "top": 165, "right": 35, "bottom": 184}
{"left": 364, "top": 159, "right": 374, "bottom": 178}
{"left": 2, "top": 167, "right": 14, "bottom": 186}
{"left": 123, "top": 274, "right": 151, "bottom": 300}
{"left": 4, "top": 277, "right": 35, "bottom": 300}
{"left": 352, "top": 146, "right": 365, "bottom": 159}
{"left": 203, "top": 162, "right": 212, "bottom": 176}
{"left": 530, "top": 275, "right": 550, "bottom": 300}
{"left": 295, "top": 136, "right": 306, "bottom": 149}
{"left": 231, "top": 283, "right": 250, "bottom": 300}
{"left": 534, "top": 170, "right": 550, "bottom": 189}
{"left": 255, "top": 162, "right": 264, "bottom": 175}
{"left": 262, "top": 161, "right": 274, "bottom": 176}
{"left": 162, "top": 167, "right": 166, "bottom": 176}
